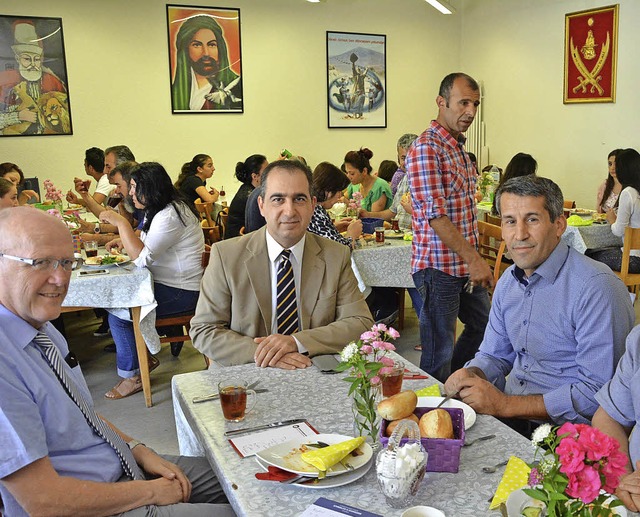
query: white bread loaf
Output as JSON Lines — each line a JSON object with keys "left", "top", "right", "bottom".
{"left": 419, "top": 408, "right": 454, "bottom": 439}
{"left": 377, "top": 390, "right": 418, "bottom": 420}
{"left": 384, "top": 414, "right": 420, "bottom": 437}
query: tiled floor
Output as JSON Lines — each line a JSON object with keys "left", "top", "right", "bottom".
{"left": 65, "top": 297, "right": 423, "bottom": 456}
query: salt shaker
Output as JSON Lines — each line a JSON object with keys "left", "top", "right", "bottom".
{"left": 376, "top": 419, "right": 428, "bottom": 508}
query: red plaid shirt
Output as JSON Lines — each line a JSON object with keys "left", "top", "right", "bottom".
{"left": 406, "top": 120, "right": 478, "bottom": 277}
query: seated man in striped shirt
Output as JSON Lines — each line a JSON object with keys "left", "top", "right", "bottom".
{"left": 445, "top": 175, "right": 634, "bottom": 435}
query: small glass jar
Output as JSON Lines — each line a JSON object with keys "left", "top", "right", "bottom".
{"left": 376, "top": 419, "right": 427, "bottom": 508}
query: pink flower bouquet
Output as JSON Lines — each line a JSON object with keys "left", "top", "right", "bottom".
{"left": 336, "top": 324, "right": 399, "bottom": 444}
{"left": 524, "top": 423, "right": 628, "bottom": 516}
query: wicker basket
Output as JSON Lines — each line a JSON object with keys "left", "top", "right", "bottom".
{"left": 379, "top": 406, "right": 465, "bottom": 473}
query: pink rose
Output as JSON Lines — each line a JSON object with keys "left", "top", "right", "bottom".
{"left": 374, "top": 323, "right": 388, "bottom": 333}
{"left": 578, "top": 426, "right": 610, "bottom": 461}
{"left": 557, "top": 437, "right": 586, "bottom": 474}
{"left": 361, "top": 344, "right": 373, "bottom": 354}
{"left": 380, "top": 356, "right": 395, "bottom": 367}
{"left": 565, "top": 465, "right": 602, "bottom": 504}
{"left": 371, "top": 340, "right": 385, "bottom": 350}
{"left": 387, "top": 327, "right": 400, "bottom": 339}
{"left": 370, "top": 375, "right": 381, "bottom": 385}
{"left": 557, "top": 422, "right": 580, "bottom": 439}
{"left": 379, "top": 366, "right": 394, "bottom": 375}
{"left": 360, "top": 331, "right": 378, "bottom": 342}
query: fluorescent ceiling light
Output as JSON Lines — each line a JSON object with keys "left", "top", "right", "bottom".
{"left": 424, "top": 0, "right": 456, "bottom": 15}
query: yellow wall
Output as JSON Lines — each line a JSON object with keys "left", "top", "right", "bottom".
{"left": 462, "top": 0, "right": 640, "bottom": 209}
{"left": 1, "top": 0, "right": 461, "bottom": 198}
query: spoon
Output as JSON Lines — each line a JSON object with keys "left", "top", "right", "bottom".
{"left": 482, "top": 460, "right": 508, "bottom": 474}
{"left": 463, "top": 434, "right": 496, "bottom": 447}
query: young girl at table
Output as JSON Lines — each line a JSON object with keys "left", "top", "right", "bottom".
{"left": 0, "top": 178, "right": 19, "bottom": 209}
{"left": 491, "top": 152, "right": 537, "bottom": 214}
{"left": 596, "top": 149, "right": 623, "bottom": 213}
{"left": 589, "top": 148, "right": 640, "bottom": 274}
{"left": 175, "top": 153, "right": 219, "bottom": 209}
{"left": 225, "top": 153, "right": 268, "bottom": 239}
{"left": 0, "top": 162, "right": 39, "bottom": 205}
{"left": 344, "top": 148, "right": 392, "bottom": 212}
{"left": 100, "top": 162, "right": 205, "bottom": 399}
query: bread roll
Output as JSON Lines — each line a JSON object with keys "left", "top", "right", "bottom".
{"left": 419, "top": 409, "right": 454, "bottom": 439}
{"left": 377, "top": 390, "right": 418, "bottom": 420}
{"left": 385, "top": 414, "right": 419, "bottom": 437}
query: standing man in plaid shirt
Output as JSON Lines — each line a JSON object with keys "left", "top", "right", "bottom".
{"left": 406, "top": 72, "right": 493, "bottom": 381}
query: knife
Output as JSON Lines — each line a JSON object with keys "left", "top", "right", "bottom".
{"left": 224, "top": 418, "right": 307, "bottom": 437}
{"left": 435, "top": 391, "right": 458, "bottom": 409}
{"left": 192, "top": 388, "right": 269, "bottom": 404}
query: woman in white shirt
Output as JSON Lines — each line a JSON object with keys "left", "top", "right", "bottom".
{"left": 100, "top": 162, "right": 204, "bottom": 399}
{"left": 590, "top": 148, "right": 640, "bottom": 273}
{"left": 596, "top": 149, "right": 623, "bottom": 213}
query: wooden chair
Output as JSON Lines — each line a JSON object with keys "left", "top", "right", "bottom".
{"left": 615, "top": 226, "right": 640, "bottom": 295}
{"left": 218, "top": 210, "right": 229, "bottom": 240}
{"left": 484, "top": 212, "right": 501, "bottom": 226}
{"left": 477, "top": 221, "right": 508, "bottom": 288}
{"left": 564, "top": 200, "right": 576, "bottom": 209}
{"left": 195, "top": 200, "right": 222, "bottom": 244}
{"left": 140, "top": 246, "right": 211, "bottom": 407}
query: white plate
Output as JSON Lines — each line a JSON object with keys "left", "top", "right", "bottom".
{"left": 384, "top": 230, "right": 407, "bottom": 239}
{"left": 255, "top": 433, "right": 373, "bottom": 478}
{"left": 417, "top": 397, "right": 476, "bottom": 429}
{"left": 255, "top": 456, "right": 373, "bottom": 489}
{"left": 506, "top": 489, "right": 627, "bottom": 517}
{"left": 83, "top": 256, "right": 131, "bottom": 269}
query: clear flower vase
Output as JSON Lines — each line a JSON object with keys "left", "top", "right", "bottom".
{"left": 352, "top": 382, "right": 382, "bottom": 450}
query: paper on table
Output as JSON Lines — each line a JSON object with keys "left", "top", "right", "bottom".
{"left": 300, "top": 497, "right": 383, "bottom": 517}
{"left": 229, "top": 421, "right": 318, "bottom": 458}
{"left": 489, "top": 456, "right": 531, "bottom": 509}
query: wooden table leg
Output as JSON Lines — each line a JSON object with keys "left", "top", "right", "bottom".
{"left": 131, "top": 306, "right": 152, "bottom": 407}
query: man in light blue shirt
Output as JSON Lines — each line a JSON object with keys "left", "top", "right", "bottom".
{"left": 445, "top": 176, "right": 633, "bottom": 430}
{"left": 0, "top": 207, "right": 233, "bottom": 516}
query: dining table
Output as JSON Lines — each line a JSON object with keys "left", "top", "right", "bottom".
{"left": 63, "top": 260, "right": 161, "bottom": 407}
{"left": 561, "top": 223, "right": 622, "bottom": 254}
{"left": 171, "top": 353, "right": 537, "bottom": 516}
{"left": 351, "top": 238, "right": 414, "bottom": 289}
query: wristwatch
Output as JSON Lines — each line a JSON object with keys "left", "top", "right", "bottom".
{"left": 127, "top": 439, "right": 145, "bottom": 450}
{"left": 94, "top": 222, "right": 101, "bottom": 234}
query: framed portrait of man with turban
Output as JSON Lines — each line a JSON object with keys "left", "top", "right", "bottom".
{"left": 0, "top": 15, "right": 73, "bottom": 136}
{"left": 167, "top": 5, "right": 243, "bottom": 113}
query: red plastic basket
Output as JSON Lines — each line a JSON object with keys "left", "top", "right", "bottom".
{"left": 379, "top": 406, "right": 465, "bottom": 473}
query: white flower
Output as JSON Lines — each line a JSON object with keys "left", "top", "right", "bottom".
{"left": 340, "top": 342, "right": 359, "bottom": 362}
{"left": 531, "top": 424, "right": 552, "bottom": 446}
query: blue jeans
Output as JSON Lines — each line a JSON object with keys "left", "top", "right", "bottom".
{"left": 412, "top": 268, "right": 490, "bottom": 381}
{"left": 407, "top": 287, "right": 423, "bottom": 318}
{"left": 110, "top": 283, "right": 199, "bottom": 378}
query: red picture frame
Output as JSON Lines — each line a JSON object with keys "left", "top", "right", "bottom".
{"left": 564, "top": 4, "right": 618, "bottom": 104}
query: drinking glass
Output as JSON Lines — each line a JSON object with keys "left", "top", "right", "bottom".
{"left": 218, "top": 379, "right": 257, "bottom": 422}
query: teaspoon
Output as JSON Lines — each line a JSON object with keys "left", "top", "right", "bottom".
{"left": 482, "top": 460, "right": 508, "bottom": 474}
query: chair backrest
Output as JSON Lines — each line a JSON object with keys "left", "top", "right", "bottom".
{"left": 202, "top": 244, "right": 211, "bottom": 268}
{"left": 477, "top": 220, "right": 507, "bottom": 286}
{"left": 484, "top": 213, "right": 501, "bottom": 226}
{"left": 195, "top": 200, "right": 215, "bottom": 228}
{"left": 218, "top": 210, "right": 228, "bottom": 239}
{"left": 620, "top": 226, "right": 640, "bottom": 281}
{"left": 563, "top": 200, "right": 576, "bottom": 209}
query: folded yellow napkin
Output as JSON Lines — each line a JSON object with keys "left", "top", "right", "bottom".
{"left": 566, "top": 215, "right": 593, "bottom": 226}
{"left": 414, "top": 385, "right": 442, "bottom": 397}
{"left": 490, "top": 456, "right": 531, "bottom": 509}
{"left": 403, "top": 233, "right": 413, "bottom": 241}
{"left": 300, "top": 437, "right": 365, "bottom": 472}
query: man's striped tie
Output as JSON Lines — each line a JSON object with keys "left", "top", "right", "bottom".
{"left": 276, "top": 249, "right": 300, "bottom": 335}
{"left": 34, "top": 332, "right": 143, "bottom": 480}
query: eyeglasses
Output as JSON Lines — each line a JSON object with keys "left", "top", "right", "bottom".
{"left": 0, "top": 253, "right": 80, "bottom": 271}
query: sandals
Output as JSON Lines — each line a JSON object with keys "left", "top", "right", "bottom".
{"left": 104, "top": 355, "right": 160, "bottom": 399}
{"left": 105, "top": 376, "right": 143, "bottom": 399}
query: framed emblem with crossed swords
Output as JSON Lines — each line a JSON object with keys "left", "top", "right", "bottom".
{"left": 564, "top": 4, "right": 618, "bottom": 104}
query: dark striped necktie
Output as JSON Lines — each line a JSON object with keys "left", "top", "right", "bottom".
{"left": 276, "top": 249, "right": 300, "bottom": 335}
{"left": 33, "top": 332, "right": 143, "bottom": 480}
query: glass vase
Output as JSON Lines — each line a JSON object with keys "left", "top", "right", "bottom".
{"left": 352, "top": 381, "right": 382, "bottom": 450}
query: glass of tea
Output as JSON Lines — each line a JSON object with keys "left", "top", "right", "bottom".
{"left": 107, "top": 195, "right": 123, "bottom": 208}
{"left": 217, "top": 380, "right": 257, "bottom": 422}
{"left": 381, "top": 360, "right": 405, "bottom": 397}
{"left": 391, "top": 218, "right": 400, "bottom": 231}
{"left": 375, "top": 226, "right": 385, "bottom": 245}
{"left": 84, "top": 240, "right": 99, "bottom": 258}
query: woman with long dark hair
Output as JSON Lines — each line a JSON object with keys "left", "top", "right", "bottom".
{"left": 596, "top": 149, "right": 623, "bottom": 213}
{"left": 590, "top": 148, "right": 640, "bottom": 273}
{"left": 175, "top": 153, "right": 219, "bottom": 208}
{"left": 492, "top": 153, "right": 537, "bottom": 214}
{"left": 225, "top": 154, "right": 268, "bottom": 239}
{"left": 0, "top": 178, "right": 19, "bottom": 209}
{"left": 100, "top": 162, "right": 204, "bottom": 399}
{"left": 0, "top": 162, "right": 39, "bottom": 205}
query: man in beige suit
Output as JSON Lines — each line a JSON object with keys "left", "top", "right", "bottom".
{"left": 190, "top": 160, "right": 373, "bottom": 368}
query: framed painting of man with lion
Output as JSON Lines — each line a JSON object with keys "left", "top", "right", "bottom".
{"left": 0, "top": 15, "right": 73, "bottom": 137}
